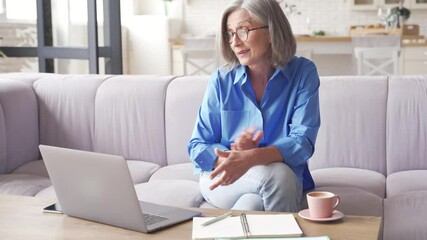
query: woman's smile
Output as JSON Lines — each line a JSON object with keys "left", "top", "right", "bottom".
{"left": 237, "top": 49, "right": 250, "bottom": 56}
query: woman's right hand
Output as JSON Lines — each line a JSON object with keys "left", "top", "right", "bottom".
{"left": 231, "top": 127, "right": 264, "bottom": 150}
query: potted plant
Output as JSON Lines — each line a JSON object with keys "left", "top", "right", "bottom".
{"left": 391, "top": 0, "right": 411, "bottom": 28}
{"left": 391, "top": 7, "right": 410, "bottom": 21}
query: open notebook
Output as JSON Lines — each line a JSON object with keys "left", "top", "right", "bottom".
{"left": 192, "top": 214, "right": 303, "bottom": 239}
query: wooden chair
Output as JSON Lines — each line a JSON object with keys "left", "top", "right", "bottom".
{"left": 354, "top": 47, "right": 400, "bottom": 75}
{"left": 182, "top": 37, "right": 219, "bottom": 75}
{"left": 352, "top": 35, "right": 401, "bottom": 76}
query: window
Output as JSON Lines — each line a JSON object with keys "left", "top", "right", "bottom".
{"left": 0, "top": 0, "right": 36, "bottom": 22}
{"left": 68, "top": 0, "right": 104, "bottom": 24}
{"left": 0, "top": 0, "right": 5, "bottom": 20}
{"left": 0, "top": 0, "right": 122, "bottom": 74}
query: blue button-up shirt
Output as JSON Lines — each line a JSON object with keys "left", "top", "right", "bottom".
{"left": 188, "top": 56, "right": 320, "bottom": 192}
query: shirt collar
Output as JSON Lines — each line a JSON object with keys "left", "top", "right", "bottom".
{"left": 232, "top": 59, "right": 295, "bottom": 85}
{"left": 233, "top": 65, "right": 247, "bottom": 85}
{"left": 270, "top": 68, "right": 282, "bottom": 81}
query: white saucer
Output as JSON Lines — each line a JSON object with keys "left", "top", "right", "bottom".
{"left": 298, "top": 209, "right": 344, "bottom": 222}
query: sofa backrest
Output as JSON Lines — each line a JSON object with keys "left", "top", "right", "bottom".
{"left": 0, "top": 77, "right": 39, "bottom": 174}
{"left": 0, "top": 73, "right": 174, "bottom": 169}
{"left": 33, "top": 75, "right": 108, "bottom": 151}
{"left": 309, "top": 76, "right": 388, "bottom": 175}
{"left": 93, "top": 75, "right": 172, "bottom": 166}
{"left": 3, "top": 72, "right": 425, "bottom": 176}
{"left": 386, "top": 75, "right": 427, "bottom": 175}
{"left": 33, "top": 74, "right": 174, "bottom": 167}
{"left": 165, "top": 76, "right": 209, "bottom": 165}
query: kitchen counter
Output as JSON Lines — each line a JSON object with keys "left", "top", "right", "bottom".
{"left": 401, "top": 37, "right": 427, "bottom": 47}
{"left": 296, "top": 35, "right": 427, "bottom": 46}
{"left": 170, "top": 36, "right": 353, "bottom": 45}
{"left": 402, "top": 42, "right": 427, "bottom": 47}
{"left": 295, "top": 35, "right": 351, "bottom": 42}
{"left": 170, "top": 35, "right": 427, "bottom": 76}
{"left": 171, "top": 35, "right": 426, "bottom": 47}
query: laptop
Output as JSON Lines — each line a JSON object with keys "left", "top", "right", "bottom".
{"left": 39, "top": 145, "right": 201, "bottom": 233}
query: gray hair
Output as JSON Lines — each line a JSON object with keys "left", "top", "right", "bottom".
{"left": 218, "top": 0, "right": 296, "bottom": 69}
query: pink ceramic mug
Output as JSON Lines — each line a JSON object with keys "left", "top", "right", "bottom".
{"left": 307, "top": 191, "right": 340, "bottom": 218}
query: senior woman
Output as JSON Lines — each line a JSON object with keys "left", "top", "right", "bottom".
{"left": 188, "top": 0, "right": 320, "bottom": 212}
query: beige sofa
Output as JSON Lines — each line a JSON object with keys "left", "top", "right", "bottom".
{"left": 0, "top": 73, "right": 426, "bottom": 240}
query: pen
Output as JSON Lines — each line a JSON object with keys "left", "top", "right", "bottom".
{"left": 240, "top": 213, "right": 251, "bottom": 238}
{"left": 201, "top": 211, "right": 233, "bottom": 226}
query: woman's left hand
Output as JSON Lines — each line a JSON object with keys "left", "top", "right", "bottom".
{"left": 208, "top": 148, "right": 255, "bottom": 190}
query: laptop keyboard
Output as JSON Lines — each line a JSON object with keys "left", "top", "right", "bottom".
{"left": 143, "top": 213, "right": 169, "bottom": 226}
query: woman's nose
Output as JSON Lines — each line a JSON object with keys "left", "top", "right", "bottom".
{"left": 230, "top": 34, "right": 242, "bottom": 46}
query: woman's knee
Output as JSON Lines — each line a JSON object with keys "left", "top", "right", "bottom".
{"left": 260, "top": 163, "right": 302, "bottom": 212}
{"left": 199, "top": 171, "right": 252, "bottom": 209}
{"left": 270, "top": 163, "right": 297, "bottom": 182}
{"left": 232, "top": 193, "right": 264, "bottom": 211}
{"left": 261, "top": 163, "right": 300, "bottom": 199}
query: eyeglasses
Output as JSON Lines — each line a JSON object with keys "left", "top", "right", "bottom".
{"left": 226, "top": 26, "right": 269, "bottom": 44}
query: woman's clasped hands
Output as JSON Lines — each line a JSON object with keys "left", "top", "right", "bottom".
{"left": 209, "top": 127, "right": 264, "bottom": 190}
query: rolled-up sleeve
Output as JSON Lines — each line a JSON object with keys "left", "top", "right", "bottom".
{"left": 188, "top": 73, "right": 228, "bottom": 172}
{"left": 272, "top": 65, "right": 320, "bottom": 167}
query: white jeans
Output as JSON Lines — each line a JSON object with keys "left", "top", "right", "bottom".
{"left": 199, "top": 162, "right": 302, "bottom": 212}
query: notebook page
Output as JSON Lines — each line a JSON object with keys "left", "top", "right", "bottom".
{"left": 192, "top": 214, "right": 302, "bottom": 239}
{"left": 246, "top": 214, "right": 303, "bottom": 237}
{"left": 192, "top": 216, "right": 244, "bottom": 239}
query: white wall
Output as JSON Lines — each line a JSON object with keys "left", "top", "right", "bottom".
{"left": 121, "top": 1, "right": 173, "bottom": 75}
{"left": 125, "top": 15, "right": 171, "bottom": 75}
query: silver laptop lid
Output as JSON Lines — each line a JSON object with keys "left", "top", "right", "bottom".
{"left": 39, "top": 145, "right": 148, "bottom": 232}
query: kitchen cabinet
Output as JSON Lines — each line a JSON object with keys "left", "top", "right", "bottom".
{"left": 351, "top": 0, "right": 398, "bottom": 10}
{"left": 401, "top": 45, "right": 427, "bottom": 74}
{"left": 351, "top": 0, "right": 374, "bottom": 10}
{"left": 351, "top": 0, "right": 427, "bottom": 10}
{"left": 412, "top": 0, "right": 427, "bottom": 9}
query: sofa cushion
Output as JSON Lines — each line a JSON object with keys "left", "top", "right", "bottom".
{"left": 12, "top": 160, "right": 49, "bottom": 178}
{"left": 302, "top": 186, "right": 383, "bottom": 217}
{"left": 386, "top": 170, "right": 427, "bottom": 197}
{"left": 12, "top": 159, "right": 160, "bottom": 185}
{"left": 199, "top": 200, "right": 216, "bottom": 209}
{"left": 386, "top": 76, "right": 427, "bottom": 175}
{"left": 311, "top": 167, "right": 386, "bottom": 198}
{"left": 0, "top": 79, "right": 39, "bottom": 174}
{"left": 34, "top": 185, "right": 56, "bottom": 200}
{"left": 127, "top": 160, "right": 160, "bottom": 184}
{"left": 94, "top": 75, "right": 173, "bottom": 166}
{"left": 34, "top": 75, "right": 108, "bottom": 151}
{"left": 0, "top": 72, "right": 51, "bottom": 85}
{"left": 309, "top": 76, "right": 388, "bottom": 175}
{"left": 165, "top": 76, "right": 209, "bottom": 165}
{"left": 0, "top": 105, "right": 5, "bottom": 172}
{"left": 149, "top": 163, "right": 198, "bottom": 182}
{"left": 135, "top": 180, "right": 203, "bottom": 207}
{"left": 384, "top": 191, "right": 427, "bottom": 240}
{"left": 0, "top": 174, "right": 51, "bottom": 196}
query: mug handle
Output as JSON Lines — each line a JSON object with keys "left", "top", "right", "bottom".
{"left": 332, "top": 195, "right": 340, "bottom": 210}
